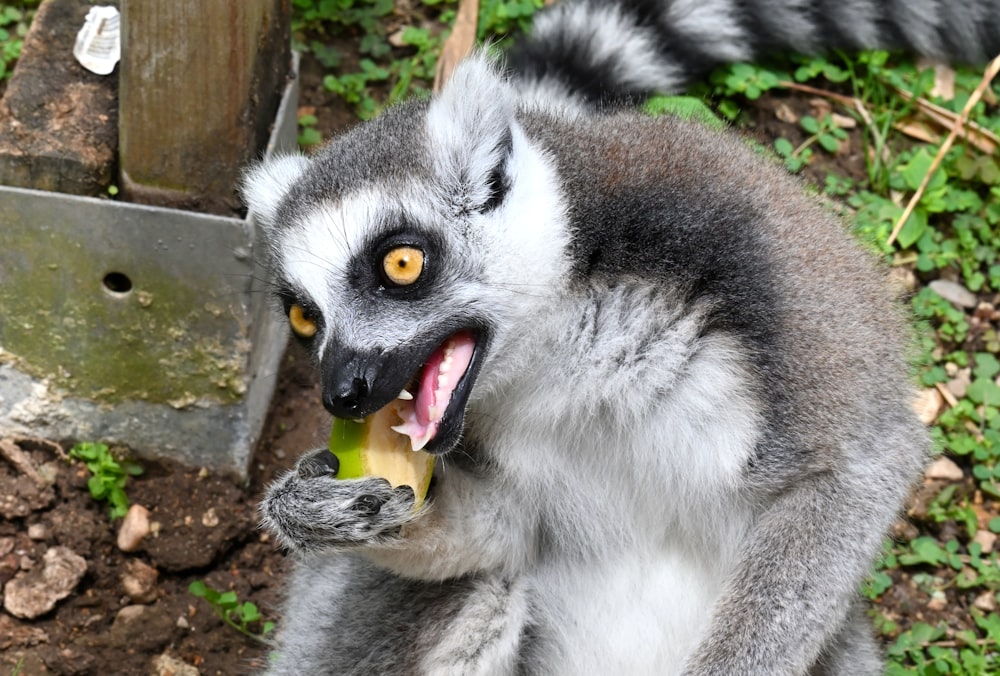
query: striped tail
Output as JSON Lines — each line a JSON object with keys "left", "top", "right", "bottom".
{"left": 507, "top": 0, "right": 1000, "bottom": 106}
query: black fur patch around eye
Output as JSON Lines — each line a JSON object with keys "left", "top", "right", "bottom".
{"left": 274, "top": 286, "right": 324, "bottom": 344}
{"left": 480, "top": 129, "right": 513, "bottom": 213}
{"left": 348, "top": 221, "right": 449, "bottom": 302}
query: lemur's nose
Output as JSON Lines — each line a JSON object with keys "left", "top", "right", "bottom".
{"left": 323, "top": 376, "right": 369, "bottom": 417}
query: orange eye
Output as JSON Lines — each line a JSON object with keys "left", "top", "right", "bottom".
{"left": 382, "top": 246, "right": 424, "bottom": 286}
{"left": 289, "top": 304, "right": 318, "bottom": 338}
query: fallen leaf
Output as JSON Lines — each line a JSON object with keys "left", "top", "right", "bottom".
{"left": 894, "top": 118, "right": 941, "bottom": 145}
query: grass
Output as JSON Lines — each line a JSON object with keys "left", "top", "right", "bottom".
{"left": 0, "top": 1, "right": 34, "bottom": 82}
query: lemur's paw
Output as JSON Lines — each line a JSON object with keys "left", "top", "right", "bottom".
{"left": 260, "top": 448, "right": 417, "bottom": 552}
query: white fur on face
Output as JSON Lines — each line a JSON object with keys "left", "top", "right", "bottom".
{"left": 273, "top": 137, "right": 571, "bottom": 366}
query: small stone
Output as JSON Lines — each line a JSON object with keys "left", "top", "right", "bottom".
{"left": 37, "top": 461, "right": 60, "bottom": 485}
{"left": 117, "top": 504, "right": 151, "bottom": 552}
{"left": 387, "top": 28, "right": 407, "bottom": 48}
{"left": 929, "top": 279, "right": 978, "bottom": 309}
{"left": 913, "top": 388, "right": 943, "bottom": 425}
{"left": 27, "top": 523, "right": 48, "bottom": 541}
{"left": 946, "top": 368, "right": 972, "bottom": 400}
{"left": 974, "top": 591, "right": 997, "bottom": 612}
{"left": 114, "top": 604, "right": 147, "bottom": 626}
{"left": 925, "top": 456, "right": 964, "bottom": 482}
{"left": 3, "top": 546, "right": 87, "bottom": 619}
{"left": 121, "top": 559, "right": 159, "bottom": 604}
{"left": 200, "top": 507, "right": 219, "bottom": 528}
{"left": 0, "top": 536, "right": 14, "bottom": 556}
{"left": 152, "top": 653, "right": 201, "bottom": 676}
{"left": 176, "top": 615, "right": 190, "bottom": 629}
{"left": 974, "top": 529, "right": 997, "bottom": 553}
{"left": 0, "top": 552, "right": 19, "bottom": 586}
{"left": 927, "top": 593, "right": 948, "bottom": 611}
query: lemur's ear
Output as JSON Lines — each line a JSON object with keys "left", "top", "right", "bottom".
{"left": 241, "top": 154, "right": 311, "bottom": 228}
{"left": 426, "top": 54, "right": 515, "bottom": 214}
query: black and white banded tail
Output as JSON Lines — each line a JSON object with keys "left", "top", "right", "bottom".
{"left": 507, "top": 0, "right": 1000, "bottom": 106}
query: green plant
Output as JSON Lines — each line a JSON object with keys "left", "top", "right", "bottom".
{"left": 0, "top": 2, "right": 36, "bottom": 81}
{"left": 297, "top": 111, "right": 323, "bottom": 149}
{"left": 773, "top": 114, "right": 849, "bottom": 173}
{"left": 297, "top": 0, "right": 544, "bottom": 119}
{"left": 703, "top": 62, "right": 787, "bottom": 120}
{"left": 189, "top": 580, "right": 275, "bottom": 643}
{"left": 69, "top": 441, "right": 143, "bottom": 520}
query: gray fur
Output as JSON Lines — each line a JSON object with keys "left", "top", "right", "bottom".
{"left": 237, "top": 1, "right": 986, "bottom": 672}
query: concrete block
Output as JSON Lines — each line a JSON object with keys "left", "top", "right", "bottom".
{"left": 0, "top": 58, "right": 300, "bottom": 476}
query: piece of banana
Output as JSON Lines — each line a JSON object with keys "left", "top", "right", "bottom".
{"left": 328, "top": 402, "right": 434, "bottom": 508}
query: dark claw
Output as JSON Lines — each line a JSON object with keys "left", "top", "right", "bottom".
{"left": 297, "top": 449, "right": 339, "bottom": 479}
{"left": 352, "top": 494, "right": 384, "bottom": 515}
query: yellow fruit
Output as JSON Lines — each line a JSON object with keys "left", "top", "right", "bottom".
{"left": 328, "top": 403, "right": 434, "bottom": 508}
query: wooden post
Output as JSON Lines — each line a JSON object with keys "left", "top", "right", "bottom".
{"left": 119, "top": 0, "right": 291, "bottom": 215}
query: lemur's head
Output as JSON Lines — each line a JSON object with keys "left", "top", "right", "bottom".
{"left": 243, "top": 56, "right": 568, "bottom": 454}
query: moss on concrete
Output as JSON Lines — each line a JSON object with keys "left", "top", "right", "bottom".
{"left": 0, "top": 210, "right": 253, "bottom": 406}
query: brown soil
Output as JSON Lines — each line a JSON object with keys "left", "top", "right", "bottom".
{"left": 0, "top": 342, "right": 325, "bottom": 676}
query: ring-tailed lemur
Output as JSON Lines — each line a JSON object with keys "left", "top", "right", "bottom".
{"left": 246, "top": 1, "right": 997, "bottom": 673}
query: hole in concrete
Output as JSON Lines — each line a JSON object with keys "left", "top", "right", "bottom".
{"left": 103, "top": 272, "right": 133, "bottom": 295}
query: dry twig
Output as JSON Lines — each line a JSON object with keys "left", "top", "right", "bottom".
{"left": 0, "top": 437, "right": 47, "bottom": 487}
{"left": 893, "top": 86, "right": 999, "bottom": 154}
{"left": 887, "top": 54, "right": 1000, "bottom": 246}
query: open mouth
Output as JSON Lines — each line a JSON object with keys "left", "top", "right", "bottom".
{"left": 388, "top": 330, "right": 480, "bottom": 453}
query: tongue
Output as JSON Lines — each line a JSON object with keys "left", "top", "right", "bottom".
{"left": 391, "top": 332, "right": 476, "bottom": 450}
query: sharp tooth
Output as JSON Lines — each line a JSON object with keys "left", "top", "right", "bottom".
{"left": 397, "top": 389, "right": 414, "bottom": 400}
{"left": 390, "top": 424, "right": 410, "bottom": 436}
{"left": 437, "top": 374, "right": 448, "bottom": 389}
{"left": 411, "top": 432, "right": 431, "bottom": 451}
